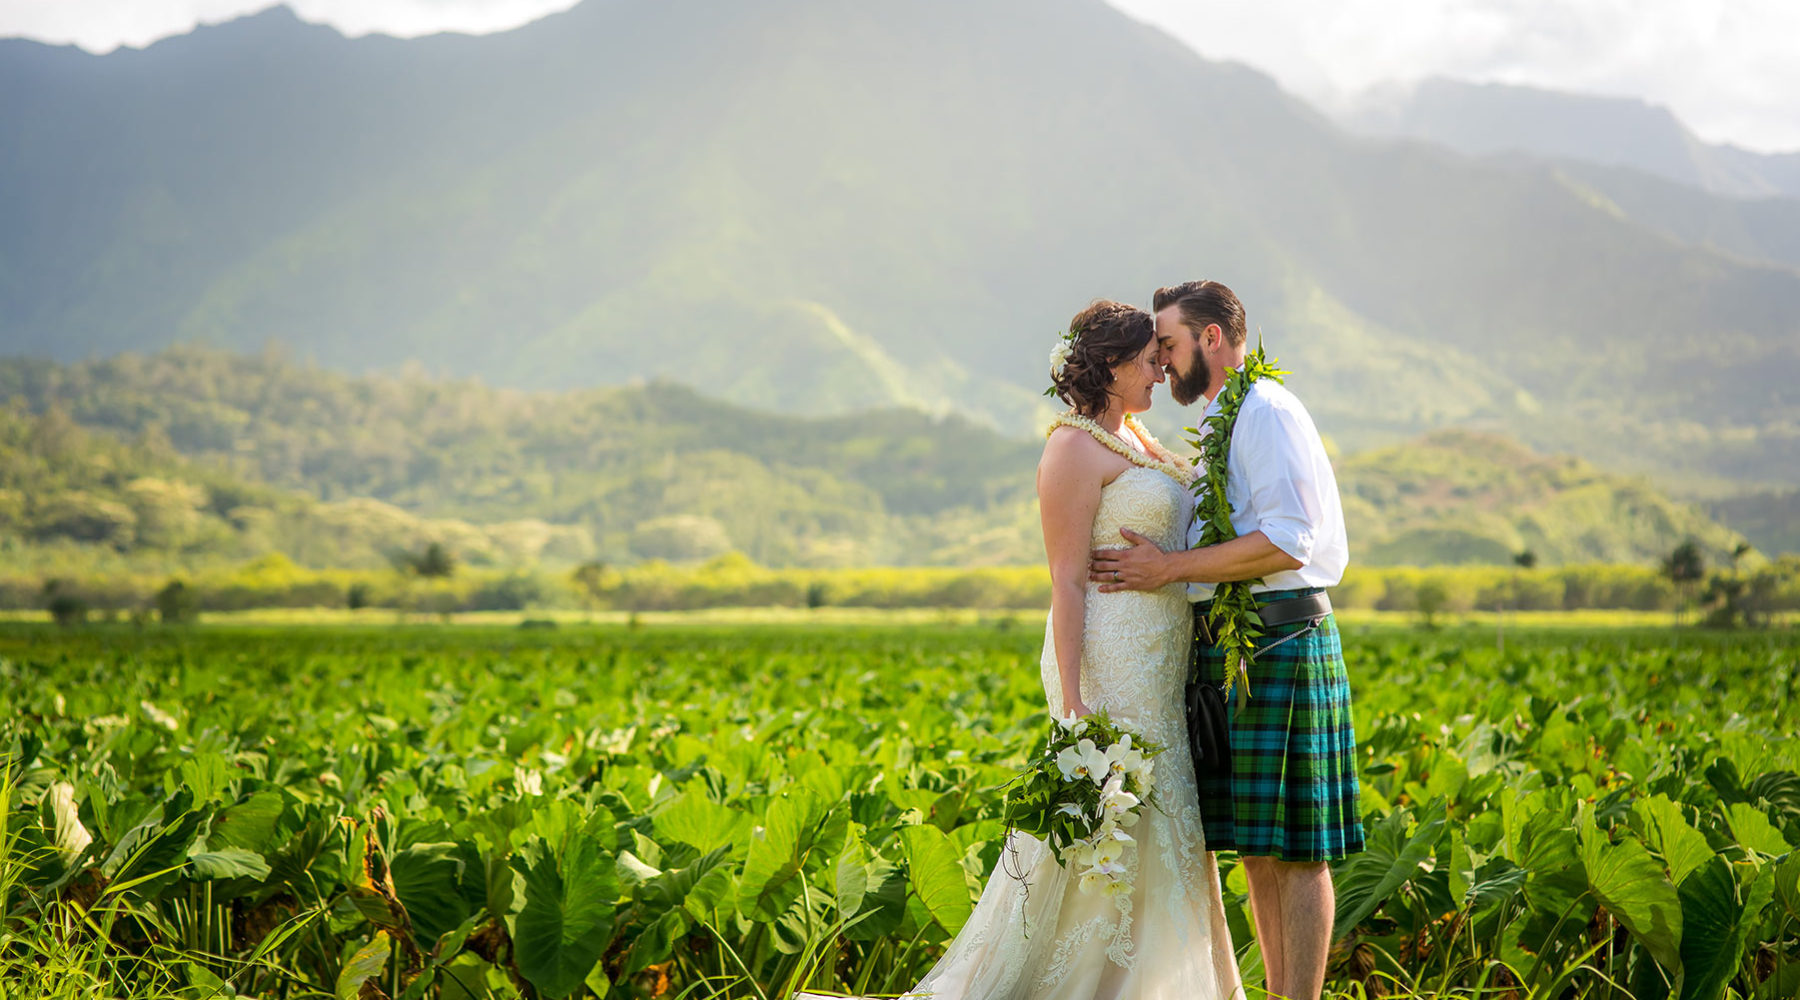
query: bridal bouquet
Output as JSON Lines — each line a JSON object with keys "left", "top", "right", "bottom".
{"left": 1000, "top": 710, "right": 1163, "bottom": 896}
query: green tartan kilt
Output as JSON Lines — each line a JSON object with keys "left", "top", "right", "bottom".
{"left": 1191, "top": 589, "right": 1365, "bottom": 862}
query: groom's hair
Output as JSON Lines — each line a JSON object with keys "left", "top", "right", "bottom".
{"left": 1154, "top": 281, "right": 1246, "bottom": 348}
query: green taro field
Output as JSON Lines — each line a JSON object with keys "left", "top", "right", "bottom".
{"left": 2, "top": 622, "right": 1797, "bottom": 1000}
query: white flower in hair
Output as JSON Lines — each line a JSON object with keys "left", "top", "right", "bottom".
{"left": 1049, "top": 341, "right": 1073, "bottom": 378}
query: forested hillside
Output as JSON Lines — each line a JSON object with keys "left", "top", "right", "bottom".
{"left": 2, "top": 350, "right": 1756, "bottom": 572}
{"left": 1337, "top": 431, "right": 1745, "bottom": 565}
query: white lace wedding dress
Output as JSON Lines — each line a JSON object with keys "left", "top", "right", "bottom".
{"left": 811, "top": 447, "right": 1243, "bottom": 999}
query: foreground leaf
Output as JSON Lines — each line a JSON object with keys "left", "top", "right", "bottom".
{"left": 1332, "top": 801, "right": 1446, "bottom": 938}
{"left": 1677, "top": 856, "right": 1774, "bottom": 1000}
{"left": 899, "top": 823, "right": 974, "bottom": 936}
{"left": 1580, "top": 819, "right": 1681, "bottom": 972}
{"left": 336, "top": 931, "right": 391, "bottom": 1000}
{"left": 511, "top": 834, "right": 618, "bottom": 999}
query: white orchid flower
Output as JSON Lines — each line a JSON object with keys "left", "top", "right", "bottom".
{"left": 1055, "top": 710, "right": 1089, "bottom": 737}
{"left": 1100, "top": 771, "right": 1124, "bottom": 799}
{"left": 1093, "top": 838, "right": 1126, "bottom": 867}
{"left": 1054, "top": 737, "right": 1102, "bottom": 782}
{"left": 1100, "top": 774, "right": 1141, "bottom": 815}
{"left": 1078, "top": 870, "right": 1109, "bottom": 894}
{"left": 1091, "top": 855, "right": 1128, "bottom": 877}
{"left": 1102, "top": 877, "right": 1134, "bottom": 897}
{"left": 1054, "top": 802, "right": 1085, "bottom": 820}
{"left": 1105, "top": 735, "right": 1144, "bottom": 777}
{"left": 1068, "top": 841, "right": 1100, "bottom": 869}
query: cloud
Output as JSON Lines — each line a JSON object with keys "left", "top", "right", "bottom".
{"left": 1104, "top": 0, "right": 1800, "bottom": 152}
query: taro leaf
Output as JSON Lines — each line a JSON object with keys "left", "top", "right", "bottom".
{"left": 1446, "top": 828, "right": 1473, "bottom": 906}
{"left": 1777, "top": 851, "right": 1800, "bottom": 918}
{"left": 399, "top": 969, "right": 437, "bottom": 1000}
{"left": 653, "top": 792, "right": 750, "bottom": 855}
{"left": 335, "top": 931, "right": 391, "bottom": 1000}
{"left": 1723, "top": 802, "right": 1791, "bottom": 856}
{"left": 178, "top": 752, "right": 231, "bottom": 804}
{"left": 390, "top": 842, "right": 472, "bottom": 947}
{"left": 1635, "top": 794, "right": 1714, "bottom": 887}
{"left": 738, "top": 790, "right": 832, "bottom": 922}
{"left": 1516, "top": 803, "right": 1580, "bottom": 875}
{"left": 1755, "top": 963, "right": 1800, "bottom": 1000}
{"left": 616, "top": 851, "right": 660, "bottom": 891}
{"left": 834, "top": 839, "right": 871, "bottom": 919}
{"left": 210, "top": 791, "right": 285, "bottom": 854}
{"left": 681, "top": 853, "right": 736, "bottom": 924}
{"left": 511, "top": 834, "right": 618, "bottom": 1000}
{"left": 625, "top": 908, "right": 687, "bottom": 975}
{"left": 899, "top": 824, "right": 974, "bottom": 936}
{"left": 188, "top": 847, "right": 271, "bottom": 881}
{"left": 1331, "top": 801, "right": 1446, "bottom": 939}
{"left": 1677, "top": 856, "right": 1775, "bottom": 1000}
{"left": 1579, "top": 817, "right": 1681, "bottom": 972}
{"left": 1462, "top": 856, "right": 1527, "bottom": 911}
{"left": 485, "top": 852, "right": 520, "bottom": 920}
{"left": 841, "top": 849, "right": 907, "bottom": 943}
{"left": 101, "top": 788, "right": 203, "bottom": 893}
{"left": 1746, "top": 770, "right": 1800, "bottom": 825}
{"left": 583, "top": 965, "right": 612, "bottom": 1000}
{"left": 1706, "top": 759, "right": 1750, "bottom": 806}
{"left": 639, "top": 845, "right": 730, "bottom": 918}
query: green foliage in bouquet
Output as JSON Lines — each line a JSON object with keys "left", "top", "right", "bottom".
{"left": 998, "top": 711, "right": 1164, "bottom": 893}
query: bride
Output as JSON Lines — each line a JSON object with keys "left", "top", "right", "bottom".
{"left": 811, "top": 301, "right": 1243, "bottom": 999}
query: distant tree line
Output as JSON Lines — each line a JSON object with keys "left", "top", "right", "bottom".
{"left": 17, "top": 548, "right": 1800, "bottom": 625}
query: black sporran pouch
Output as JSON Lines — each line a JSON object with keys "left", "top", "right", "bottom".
{"left": 1185, "top": 674, "right": 1232, "bottom": 779}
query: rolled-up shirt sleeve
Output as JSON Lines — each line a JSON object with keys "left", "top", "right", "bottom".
{"left": 1237, "top": 400, "right": 1323, "bottom": 566}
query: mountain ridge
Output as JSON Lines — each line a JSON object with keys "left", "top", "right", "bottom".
{"left": 1342, "top": 77, "right": 1800, "bottom": 200}
{"left": 1, "top": 0, "right": 1796, "bottom": 494}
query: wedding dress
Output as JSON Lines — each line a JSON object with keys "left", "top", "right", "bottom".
{"left": 808, "top": 446, "right": 1243, "bottom": 1000}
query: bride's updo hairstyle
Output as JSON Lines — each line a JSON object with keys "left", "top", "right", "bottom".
{"left": 1050, "top": 300, "right": 1155, "bottom": 418}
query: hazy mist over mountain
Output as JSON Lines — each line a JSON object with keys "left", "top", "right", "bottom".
{"left": 2, "top": 0, "right": 1797, "bottom": 497}
{"left": 1342, "top": 78, "right": 1800, "bottom": 201}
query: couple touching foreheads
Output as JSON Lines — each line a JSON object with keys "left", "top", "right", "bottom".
{"left": 810, "top": 280, "right": 1363, "bottom": 1000}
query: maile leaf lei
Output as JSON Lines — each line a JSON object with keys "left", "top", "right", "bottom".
{"left": 1184, "top": 338, "right": 1290, "bottom": 702}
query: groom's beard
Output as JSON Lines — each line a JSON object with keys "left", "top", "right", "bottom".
{"left": 1168, "top": 360, "right": 1211, "bottom": 406}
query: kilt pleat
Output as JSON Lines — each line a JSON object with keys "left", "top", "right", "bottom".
{"left": 1192, "top": 590, "right": 1365, "bottom": 862}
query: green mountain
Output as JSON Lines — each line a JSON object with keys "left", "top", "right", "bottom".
{"left": 0, "top": 403, "right": 598, "bottom": 574}
{"left": 2, "top": 349, "right": 1755, "bottom": 569}
{"left": 1, "top": 0, "right": 1796, "bottom": 496}
{"left": 0, "top": 349, "right": 1044, "bottom": 568}
{"left": 1337, "top": 431, "right": 1746, "bottom": 566}
{"left": 1344, "top": 77, "right": 1800, "bottom": 200}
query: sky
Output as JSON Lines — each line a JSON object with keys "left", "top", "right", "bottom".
{"left": 3, "top": 0, "right": 1797, "bottom": 153}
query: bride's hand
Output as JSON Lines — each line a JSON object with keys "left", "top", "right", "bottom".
{"left": 1065, "top": 698, "right": 1093, "bottom": 719}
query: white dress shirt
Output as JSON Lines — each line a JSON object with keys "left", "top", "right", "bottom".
{"left": 1186, "top": 379, "right": 1348, "bottom": 601}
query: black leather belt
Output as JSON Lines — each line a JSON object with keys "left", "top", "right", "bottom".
{"left": 1193, "top": 588, "right": 1331, "bottom": 645}
{"left": 1255, "top": 590, "right": 1332, "bottom": 628}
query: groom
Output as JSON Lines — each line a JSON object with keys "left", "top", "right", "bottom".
{"left": 1090, "top": 280, "right": 1363, "bottom": 1000}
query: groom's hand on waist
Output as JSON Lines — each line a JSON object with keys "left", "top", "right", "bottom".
{"left": 1090, "top": 529, "right": 1170, "bottom": 592}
